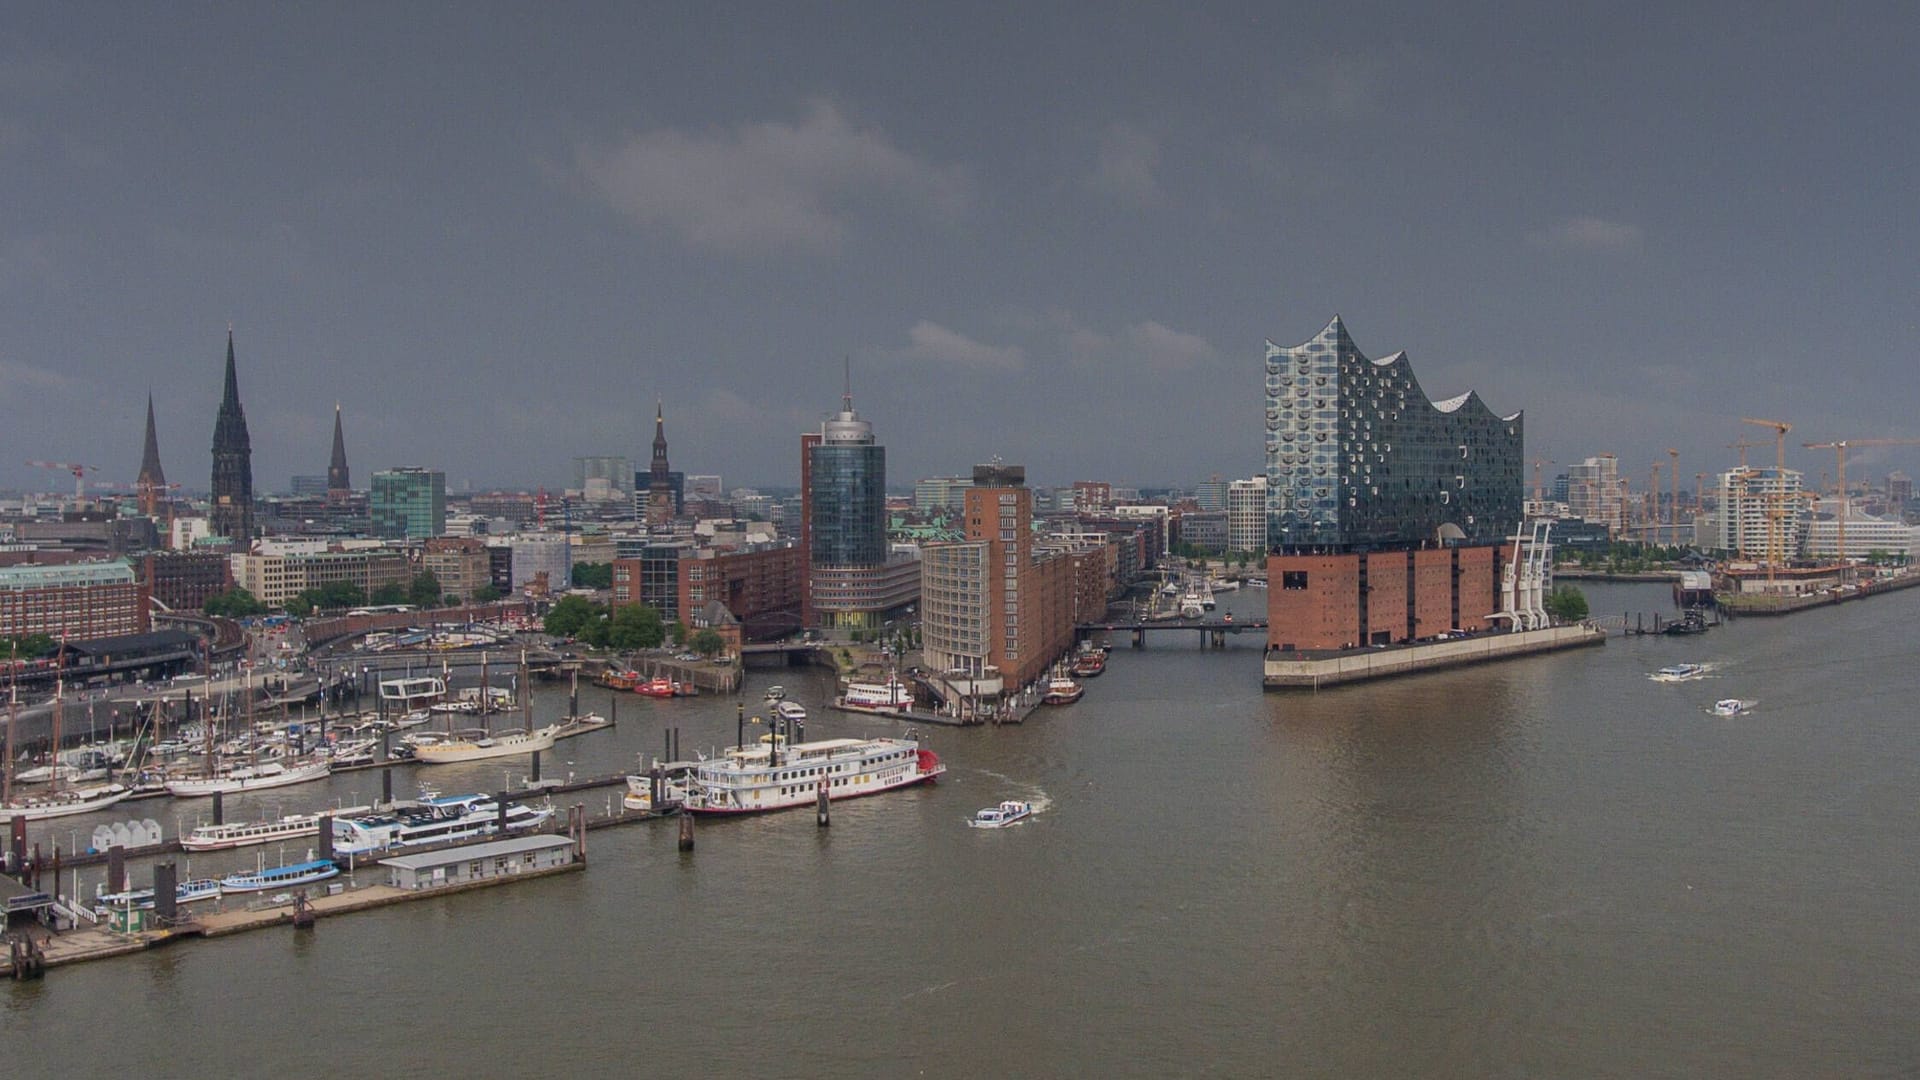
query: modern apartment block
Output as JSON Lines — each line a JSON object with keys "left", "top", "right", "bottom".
{"left": 920, "top": 464, "right": 1078, "bottom": 691}
{"left": 1566, "top": 455, "right": 1624, "bottom": 533}
{"left": 370, "top": 467, "right": 447, "bottom": 539}
{"left": 1708, "top": 467, "right": 1807, "bottom": 559}
{"left": 1226, "top": 476, "right": 1268, "bottom": 553}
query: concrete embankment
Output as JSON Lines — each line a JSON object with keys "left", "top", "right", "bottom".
{"left": 1715, "top": 571, "right": 1920, "bottom": 616}
{"left": 1264, "top": 624, "right": 1606, "bottom": 690}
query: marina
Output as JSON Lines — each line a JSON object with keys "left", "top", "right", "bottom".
{"left": 6, "top": 581, "right": 1920, "bottom": 1076}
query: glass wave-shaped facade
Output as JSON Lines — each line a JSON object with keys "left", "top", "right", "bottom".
{"left": 1264, "top": 316, "right": 1522, "bottom": 551}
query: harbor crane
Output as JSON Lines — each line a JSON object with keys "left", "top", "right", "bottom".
{"left": 1800, "top": 437, "right": 1920, "bottom": 568}
{"left": 1739, "top": 418, "right": 1793, "bottom": 578}
{"left": 25, "top": 460, "right": 99, "bottom": 501}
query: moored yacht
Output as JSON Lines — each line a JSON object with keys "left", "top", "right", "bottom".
{"left": 408, "top": 724, "right": 557, "bottom": 765}
{"left": 219, "top": 858, "right": 340, "bottom": 894}
{"left": 166, "top": 757, "right": 332, "bottom": 797}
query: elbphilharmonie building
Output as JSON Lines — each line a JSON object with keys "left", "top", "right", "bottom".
{"left": 1264, "top": 316, "right": 1523, "bottom": 552}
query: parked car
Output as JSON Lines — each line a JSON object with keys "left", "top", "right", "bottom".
{"left": 676, "top": 653, "right": 701, "bottom": 662}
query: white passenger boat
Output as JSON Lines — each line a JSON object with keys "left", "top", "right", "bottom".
{"left": 1651, "top": 663, "right": 1708, "bottom": 683}
{"left": 166, "top": 757, "right": 332, "bottom": 797}
{"left": 763, "top": 685, "right": 786, "bottom": 701}
{"left": 330, "top": 793, "right": 553, "bottom": 856}
{"left": 1710, "top": 698, "right": 1753, "bottom": 717}
{"left": 774, "top": 700, "right": 808, "bottom": 722}
{"left": 968, "top": 800, "right": 1034, "bottom": 829}
{"left": 840, "top": 675, "right": 913, "bottom": 710}
{"left": 181, "top": 808, "right": 368, "bottom": 852}
{"left": 379, "top": 676, "right": 446, "bottom": 710}
{"left": 219, "top": 858, "right": 340, "bottom": 894}
{"left": 94, "top": 877, "right": 222, "bottom": 913}
{"left": 681, "top": 733, "right": 943, "bottom": 816}
{"left": 409, "top": 724, "right": 558, "bottom": 765}
{"left": 622, "top": 770, "right": 690, "bottom": 812}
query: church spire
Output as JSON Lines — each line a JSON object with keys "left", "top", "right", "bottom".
{"left": 210, "top": 326, "right": 255, "bottom": 544}
{"left": 328, "top": 403, "right": 351, "bottom": 493}
{"left": 647, "top": 398, "right": 674, "bottom": 526}
{"left": 137, "top": 392, "right": 166, "bottom": 516}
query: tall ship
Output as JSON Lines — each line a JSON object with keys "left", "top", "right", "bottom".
{"left": 330, "top": 792, "right": 553, "bottom": 856}
{"left": 681, "top": 732, "right": 943, "bottom": 816}
{"left": 166, "top": 757, "right": 332, "bottom": 797}
{"left": 407, "top": 724, "right": 557, "bottom": 765}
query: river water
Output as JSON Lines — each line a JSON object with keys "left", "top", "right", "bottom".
{"left": 7, "top": 582, "right": 1919, "bottom": 1078}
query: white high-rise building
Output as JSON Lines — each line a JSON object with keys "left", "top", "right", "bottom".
{"left": 1227, "top": 476, "right": 1268, "bottom": 554}
{"left": 1712, "top": 467, "right": 1806, "bottom": 559}
{"left": 1567, "top": 455, "right": 1623, "bottom": 533}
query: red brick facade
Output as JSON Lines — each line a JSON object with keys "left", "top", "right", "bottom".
{"left": 1266, "top": 544, "right": 1508, "bottom": 651}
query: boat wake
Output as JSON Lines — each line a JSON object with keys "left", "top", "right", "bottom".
{"left": 971, "top": 768, "right": 1051, "bottom": 815}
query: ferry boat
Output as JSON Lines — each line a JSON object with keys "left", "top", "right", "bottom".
{"left": 1710, "top": 698, "right": 1752, "bottom": 717}
{"left": 94, "top": 878, "right": 222, "bottom": 913}
{"left": 330, "top": 793, "right": 553, "bottom": 856}
{"left": 841, "top": 675, "right": 914, "bottom": 711}
{"left": 775, "top": 700, "right": 808, "bottom": 723}
{"left": 0, "top": 783, "right": 132, "bottom": 823}
{"left": 219, "top": 858, "right": 340, "bottom": 894}
{"left": 968, "top": 800, "right": 1034, "bottom": 829}
{"left": 1041, "top": 675, "right": 1084, "bottom": 706}
{"left": 680, "top": 733, "right": 943, "bottom": 816}
{"left": 166, "top": 757, "right": 332, "bottom": 797}
{"left": 1651, "top": 663, "right": 1708, "bottom": 683}
{"left": 182, "top": 809, "right": 364, "bottom": 852}
{"left": 409, "top": 724, "right": 558, "bottom": 765}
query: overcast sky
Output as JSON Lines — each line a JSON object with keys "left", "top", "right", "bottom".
{"left": 5, "top": 4, "right": 1920, "bottom": 497}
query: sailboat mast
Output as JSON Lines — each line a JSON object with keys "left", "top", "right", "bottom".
{"left": 3, "top": 645, "right": 17, "bottom": 806}
{"left": 50, "top": 642, "right": 65, "bottom": 795}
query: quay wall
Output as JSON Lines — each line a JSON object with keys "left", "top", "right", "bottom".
{"left": 1264, "top": 624, "right": 1605, "bottom": 690}
{"left": 1715, "top": 571, "right": 1920, "bottom": 616}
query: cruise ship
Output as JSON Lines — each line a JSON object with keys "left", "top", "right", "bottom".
{"left": 680, "top": 733, "right": 943, "bottom": 816}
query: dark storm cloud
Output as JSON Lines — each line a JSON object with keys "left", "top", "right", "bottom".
{"left": 4, "top": 4, "right": 1920, "bottom": 498}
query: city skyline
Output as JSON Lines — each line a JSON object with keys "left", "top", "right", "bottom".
{"left": 7, "top": 6, "right": 1920, "bottom": 492}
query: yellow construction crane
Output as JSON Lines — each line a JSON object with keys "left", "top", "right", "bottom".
{"left": 1800, "top": 437, "right": 1920, "bottom": 568}
{"left": 1649, "top": 461, "right": 1662, "bottom": 527}
{"left": 1739, "top": 418, "right": 1793, "bottom": 575}
{"left": 1667, "top": 448, "right": 1680, "bottom": 526}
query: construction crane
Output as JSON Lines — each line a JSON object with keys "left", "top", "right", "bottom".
{"left": 1649, "top": 461, "right": 1661, "bottom": 527}
{"left": 1667, "top": 448, "right": 1680, "bottom": 525}
{"left": 1740, "top": 418, "right": 1793, "bottom": 577}
{"left": 25, "top": 460, "right": 99, "bottom": 501}
{"left": 1726, "top": 437, "right": 1764, "bottom": 470}
{"left": 1800, "top": 437, "right": 1920, "bottom": 569}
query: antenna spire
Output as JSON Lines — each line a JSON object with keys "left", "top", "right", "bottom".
{"left": 842, "top": 355, "right": 853, "bottom": 413}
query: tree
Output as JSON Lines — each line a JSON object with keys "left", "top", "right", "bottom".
{"left": 543, "top": 595, "right": 601, "bottom": 638}
{"left": 0, "top": 633, "right": 56, "bottom": 659}
{"left": 203, "top": 588, "right": 267, "bottom": 619}
{"left": 409, "top": 571, "right": 443, "bottom": 608}
{"left": 690, "top": 628, "right": 726, "bottom": 658}
{"left": 666, "top": 621, "right": 686, "bottom": 647}
{"left": 608, "top": 604, "right": 666, "bottom": 650}
{"left": 1544, "top": 583, "right": 1589, "bottom": 623}
{"left": 570, "top": 563, "right": 613, "bottom": 589}
{"left": 369, "top": 583, "right": 408, "bottom": 606}
{"left": 472, "top": 583, "right": 503, "bottom": 603}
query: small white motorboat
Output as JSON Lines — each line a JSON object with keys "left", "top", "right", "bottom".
{"left": 1710, "top": 698, "right": 1752, "bottom": 717}
{"left": 968, "top": 800, "right": 1034, "bottom": 829}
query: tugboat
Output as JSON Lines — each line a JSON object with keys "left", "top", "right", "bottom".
{"left": 1662, "top": 608, "right": 1710, "bottom": 636}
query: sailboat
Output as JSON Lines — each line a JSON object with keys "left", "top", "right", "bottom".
{"left": 412, "top": 650, "right": 556, "bottom": 764}
{"left": 0, "top": 644, "right": 130, "bottom": 823}
{"left": 165, "top": 669, "right": 330, "bottom": 796}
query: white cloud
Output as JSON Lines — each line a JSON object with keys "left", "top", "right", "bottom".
{"left": 1087, "top": 122, "right": 1161, "bottom": 204}
{"left": 1053, "top": 311, "right": 1217, "bottom": 372}
{"left": 895, "top": 320, "right": 1026, "bottom": 372}
{"left": 573, "top": 99, "right": 968, "bottom": 255}
{"left": 1529, "top": 216, "right": 1645, "bottom": 252}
